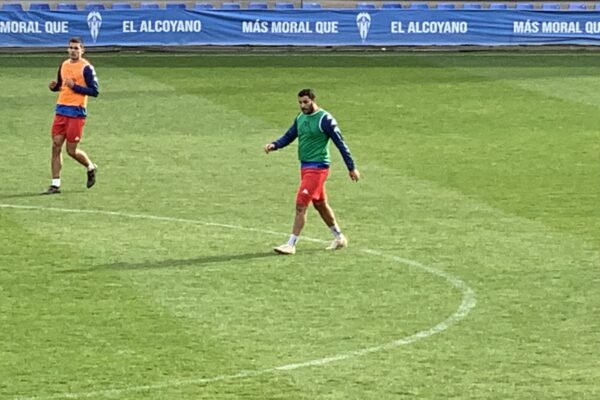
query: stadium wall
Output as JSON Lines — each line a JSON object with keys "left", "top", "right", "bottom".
{"left": 2, "top": 5, "right": 600, "bottom": 47}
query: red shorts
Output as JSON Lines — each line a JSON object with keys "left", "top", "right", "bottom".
{"left": 51, "top": 115, "right": 86, "bottom": 143}
{"left": 296, "top": 168, "right": 329, "bottom": 206}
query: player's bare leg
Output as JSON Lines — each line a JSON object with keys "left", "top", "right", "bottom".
{"left": 313, "top": 200, "right": 336, "bottom": 226}
{"left": 51, "top": 135, "right": 64, "bottom": 180}
{"left": 274, "top": 204, "right": 308, "bottom": 255}
{"left": 43, "top": 135, "right": 65, "bottom": 194}
{"left": 314, "top": 200, "right": 347, "bottom": 250}
{"left": 66, "top": 141, "right": 97, "bottom": 188}
{"left": 65, "top": 141, "right": 92, "bottom": 168}
{"left": 292, "top": 203, "right": 308, "bottom": 236}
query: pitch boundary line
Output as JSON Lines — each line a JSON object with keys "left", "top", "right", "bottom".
{"left": 1, "top": 203, "right": 477, "bottom": 400}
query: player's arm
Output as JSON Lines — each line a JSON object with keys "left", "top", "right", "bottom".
{"left": 321, "top": 115, "right": 360, "bottom": 181}
{"left": 69, "top": 65, "right": 99, "bottom": 97}
{"left": 49, "top": 65, "right": 62, "bottom": 91}
{"left": 264, "top": 120, "right": 298, "bottom": 153}
{"left": 321, "top": 115, "right": 356, "bottom": 170}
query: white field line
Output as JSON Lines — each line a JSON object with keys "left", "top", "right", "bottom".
{"left": 1, "top": 203, "right": 476, "bottom": 400}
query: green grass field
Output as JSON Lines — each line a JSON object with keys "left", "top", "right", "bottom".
{"left": 0, "top": 51, "right": 598, "bottom": 399}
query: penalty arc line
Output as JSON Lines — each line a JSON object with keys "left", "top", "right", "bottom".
{"left": 1, "top": 203, "right": 477, "bottom": 400}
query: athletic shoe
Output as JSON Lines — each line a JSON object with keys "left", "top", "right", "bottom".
{"left": 326, "top": 234, "right": 348, "bottom": 251}
{"left": 87, "top": 165, "right": 97, "bottom": 188}
{"left": 274, "top": 243, "right": 296, "bottom": 255}
{"left": 42, "top": 185, "right": 61, "bottom": 195}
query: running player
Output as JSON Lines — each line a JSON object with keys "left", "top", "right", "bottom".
{"left": 44, "top": 37, "right": 99, "bottom": 194}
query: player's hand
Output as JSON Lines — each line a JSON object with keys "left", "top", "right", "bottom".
{"left": 49, "top": 80, "right": 58, "bottom": 90}
{"left": 264, "top": 143, "right": 276, "bottom": 154}
{"left": 349, "top": 169, "right": 360, "bottom": 182}
{"left": 65, "top": 78, "right": 75, "bottom": 88}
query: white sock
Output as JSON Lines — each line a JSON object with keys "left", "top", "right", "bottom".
{"left": 52, "top": 178, "right": 61, "bottom": 187}
{"left": 87, "top": 163, "right": 95, "bottom": 171}
{"left": 287, "top": 234, "right": 298, "bottom": 246}
{"left": 329, "top": 225, "right": 342, "bottom": 239}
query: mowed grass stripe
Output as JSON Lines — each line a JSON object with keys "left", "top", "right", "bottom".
{"left": 1, "top": 205, "right": 468, "bottom": 400}
{"left": 0, "top": 212, "right": 272, "bottom": 398}
{"left": 1, "top": 53, "right": 598, "bottom": 400}
{"left": 349, "top": 168, "right": 600, "bottom": 397}
{"left": 351, "top": 60, "right": 600, "bottom": 244}
{"left": 3, "top": 157, "right": 597, "bottom": 398}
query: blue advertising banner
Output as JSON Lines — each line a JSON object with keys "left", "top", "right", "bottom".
{"left": 2, "top": 9, "right": 600, "bottom": 47}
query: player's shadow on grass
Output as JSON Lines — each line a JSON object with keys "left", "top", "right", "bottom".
{"left": 0, "top": 189, "right": 86, "bottom": 199}
{"left": 59, "top": 250, "right": 320, "bottom": 273}
{"left": 0, "top": 192, "right": 53, "bottom": 199}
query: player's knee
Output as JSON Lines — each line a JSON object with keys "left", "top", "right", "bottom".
{"left": 313, "top": 200, "right": 325, "bottom": 209}
{"left": 66, "top": 146, "right": 78, "bottom": 158}
{"left": 295, "top": 204, "right": 308, "bottom": 215}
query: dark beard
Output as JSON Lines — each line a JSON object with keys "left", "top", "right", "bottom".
{"left": 302, "top": 104, "right": 314, "bottom": 114}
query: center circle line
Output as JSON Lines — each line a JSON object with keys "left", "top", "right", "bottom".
{"left": 1, "top": 203, "right": 477, "bottom": 400}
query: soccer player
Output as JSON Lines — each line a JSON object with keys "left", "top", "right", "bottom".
{"left": 264, "top": 88, "right": 360, "bottom": 255}
{"left": 44, "top": 37, "right": 99, "bottom": 195}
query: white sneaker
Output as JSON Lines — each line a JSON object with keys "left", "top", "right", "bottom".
{"left": 326, "top": 234, "right": 348, "bottom": 251}
{"left": 274, "top": 243, "right": 296, "bottom": 255}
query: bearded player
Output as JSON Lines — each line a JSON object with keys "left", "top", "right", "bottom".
{"left": 264, "top": 88, "right": 360, "bottom": 255}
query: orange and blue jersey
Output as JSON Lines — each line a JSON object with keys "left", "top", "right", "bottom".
{"left": 50, "top": 58, "right": 99, "bottom": 118}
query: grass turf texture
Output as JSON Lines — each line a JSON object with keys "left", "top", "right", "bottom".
{"left": 0, "top": 52, "right": 598, "bottom": 399}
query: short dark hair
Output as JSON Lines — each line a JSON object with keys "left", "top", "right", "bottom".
{"left": 298, "top": 88, "right": 315, "bottom": 100}
{"left": 69, "top": 37, "right": 84, "bottom": 46}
